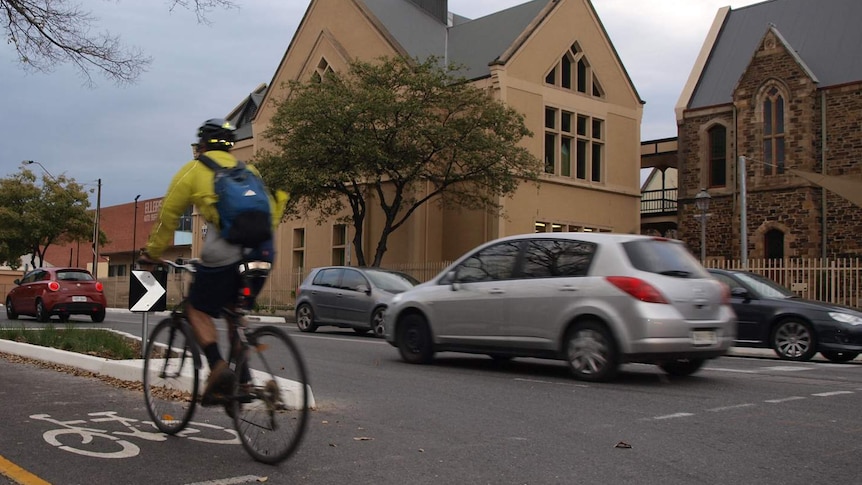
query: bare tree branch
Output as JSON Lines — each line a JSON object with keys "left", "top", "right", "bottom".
{"left": 2, "top": 0, "right": 238, "bottom": 85}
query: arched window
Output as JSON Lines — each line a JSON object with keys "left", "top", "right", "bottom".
{"left": 707, "top": 125, "right": 727, "bottom": 187}
{"left": 765, "top": 229, "right": 784, "bottom": 260}
{"left": 763, "top": 87, "right": 785, "bottom": 175}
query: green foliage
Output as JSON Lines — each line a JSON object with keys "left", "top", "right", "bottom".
{"left": 257, "top": 55, "right": 540, "bottom": 267}
{"left": 0, "top": 169, "right": 96, "bottom": 268}
{"left": 0, "top": 325, "right": 138, "bottom": 360}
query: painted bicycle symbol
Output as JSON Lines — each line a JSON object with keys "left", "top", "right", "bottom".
{"left": 31, "top": 411, "right": 239, "bottom": 459}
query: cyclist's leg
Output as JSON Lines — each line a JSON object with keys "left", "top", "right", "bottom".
{"left": 188, "top": 264, "right": 240, "bottom": 402}
{"left": 232, "top": 325, "right": 310, "bottom": 464}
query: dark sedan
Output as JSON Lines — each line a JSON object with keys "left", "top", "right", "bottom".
{"left": 709, "top": 268, "right": 862, "bottom": 362}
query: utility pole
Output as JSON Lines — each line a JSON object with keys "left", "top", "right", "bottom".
{"left": 93, "top": 178, "right": 102, "bottom": 279}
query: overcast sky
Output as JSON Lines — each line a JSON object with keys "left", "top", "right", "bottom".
{"left": 1, "top": 0, "right": 761, "bottom": 207}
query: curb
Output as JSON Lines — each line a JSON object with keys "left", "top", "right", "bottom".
{"left": 106, "top": 307, "right": 286, "bottom": 324}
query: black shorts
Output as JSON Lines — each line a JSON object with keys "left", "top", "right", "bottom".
{"left": 189, "top": 264, "right": 241, "bottom": 318}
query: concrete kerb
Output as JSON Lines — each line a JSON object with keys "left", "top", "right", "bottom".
{"left": 0, "top": 308, "right": 315, "bottom": 408}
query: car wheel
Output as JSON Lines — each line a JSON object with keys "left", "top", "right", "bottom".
{"left": 35, "top": 299, "right": 50, "bottom": 323}
{"left": 91, "top": 309, "right": 106, "bottom": 323}
{"left": 771, "top": 318, "right": 816, "bottom": 361}
{"left": 5, "top": 298, "right": 18, "bottom": 320}
{"left": 396, "top": 314, "right": 434, "bottom": 364}
{"left": 295, "top": 304, "right": 318, "bottom": 333}
{"left": 565, "top": 320, "right": 619, "bottom": 382}
{"left": 820, "top": 351, "right": 859, "bottom": 363}
{"left": 659, "top": 359, "right": 706, "bottom": 377}
{"left": 371, "top": 307, "right": 386, "bottom": 338}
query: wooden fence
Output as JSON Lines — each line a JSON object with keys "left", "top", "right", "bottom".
{"left": 705, "top": 258, "right": 862, "bottom": 309}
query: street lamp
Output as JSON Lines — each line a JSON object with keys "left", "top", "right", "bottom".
{"left": 21, "top": 160, "right": 57, "bottom": 181}
{"left": 695, "top": 188, "right": 712, "bottom": 264}
{"left": 132, "top": 195, "right": 141, "bottom": 271}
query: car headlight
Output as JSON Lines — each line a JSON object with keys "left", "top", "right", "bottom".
{"left": 391, "top": 293, "right": 403, "bottom": 303}
{"left": 828, "top": 312, "right": 862, "bottom": 326}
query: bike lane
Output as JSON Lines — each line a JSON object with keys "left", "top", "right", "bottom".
{"left": 0, "top": 356, "right": 286, "bottom": 484}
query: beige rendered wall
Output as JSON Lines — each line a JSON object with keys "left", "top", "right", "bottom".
{"left": 250, "top": 0, "right": 642, "bottom": 278}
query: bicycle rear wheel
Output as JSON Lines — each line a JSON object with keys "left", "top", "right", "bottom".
{"left": 231, "top": 325, "right": 310, "bottom": 464}
{"left": 143, "top": 318, "right": 200, "bottom": 434}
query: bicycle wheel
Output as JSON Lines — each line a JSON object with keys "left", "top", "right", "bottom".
{"left": 143, "top": 318, "right": 200, "bottom": 434}
{"left": 231, "top": 325, "right": 310, "bottom": 464}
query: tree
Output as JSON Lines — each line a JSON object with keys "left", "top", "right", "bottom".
{"left": 2, "top": 0, "right": 236, "bottom": 85}
{"left": 0, "top": 169, "right": 96, "bottom": 269}
{"left": 257, "top": 55, "right": 540, "bottom": 267}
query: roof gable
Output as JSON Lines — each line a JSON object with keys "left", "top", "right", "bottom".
{"left": 688, "top": 0, "right": 862, "bottom": 110}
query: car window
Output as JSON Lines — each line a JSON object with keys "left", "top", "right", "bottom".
{"left": 57, "top": 271, "right": 93, "bottom": 281}
{"left": 622, "top": 239, "right": 709, "bottom": 278}
{"left": 365, "top": 270, "right": 417, "bottom": 292}
{"left": 733, "top": 272, "right": 795, "bottom": 298}
{"left": 520, "top": 238, "right": 595, "bottom": 278}
{"left": 711, "top": 273, "right": 742, "bottom": 292}
{"left": 312, "top": 268, "right": 343, "bottom": 288}
{"left": 20, "top": 272, "right": 36, "bottom": 284}
{"left": 340, "top": 269, "right": 368, "bottom": 291}
{"left": 456, "top": 241, "right": 521, "bottom": 283}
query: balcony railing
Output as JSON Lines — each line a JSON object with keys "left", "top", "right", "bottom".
{"left": 641, "top": 188, "right": 677, "bottom": 214}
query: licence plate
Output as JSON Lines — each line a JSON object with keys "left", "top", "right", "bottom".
{"left": 691, "top": 330, "right": 717, "bottom": 346}
{"left": 72, "top": 296, "right": 87, "bottom": 302}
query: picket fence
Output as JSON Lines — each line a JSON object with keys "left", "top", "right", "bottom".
{"left": 101, "top": 258, "right": 862, "bottom": 313}
{"left": 705, "top": 258, "right": 862, "bottom": 309}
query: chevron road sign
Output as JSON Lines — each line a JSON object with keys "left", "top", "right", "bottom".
{"left": 129, "top": 270, "right": 167, "bottom": 312}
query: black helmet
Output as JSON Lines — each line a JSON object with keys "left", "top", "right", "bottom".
{"left": 197, "top": 118, "right": 236, "bottom": 150}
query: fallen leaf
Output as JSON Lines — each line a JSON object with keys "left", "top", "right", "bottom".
{"left": 354, "top": 437, "right": 374, "bottom": 441}
{"left": 615, "top": 441, "right": 632, "bottom": 449}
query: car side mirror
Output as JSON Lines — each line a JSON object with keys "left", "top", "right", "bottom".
{"left": 13, "top": 278, "right": 20, "bottom": 285}
{"left": 446, "top": 270, "right": 460, "bottom": 291}
{"left": 731, "top": 287, "right": 750, "bottom": 300}
{"left": 356, "top": 284, "right": 371, "bottom": 294}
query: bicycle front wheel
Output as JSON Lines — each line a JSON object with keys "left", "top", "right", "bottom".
{"left": 232, "top": 325, "right": 310, "bottom": 464}
{"left": 143, "top": 318, "right": 200, "bottom": 434}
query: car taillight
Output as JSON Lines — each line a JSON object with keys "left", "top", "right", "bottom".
{"left": 48, "top": 281, "right": 60, "bottom": 291}
{"left": 606, "top": 276, "right": 668, "bottom": 304}
{"left": 95, "top": 282, "right": 104, "bottom": 292}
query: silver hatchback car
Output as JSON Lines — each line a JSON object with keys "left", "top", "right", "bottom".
{"left": 384, "top": 233, "right": 736, "bottom": 381}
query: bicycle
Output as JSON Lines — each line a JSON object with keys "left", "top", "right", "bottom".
{"left": 141, "top": 258, "right": 310, "bottom": 464}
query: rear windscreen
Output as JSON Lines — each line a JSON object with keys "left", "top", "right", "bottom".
{"left": 622, "top": 240, "right": 709, "bottom": 278}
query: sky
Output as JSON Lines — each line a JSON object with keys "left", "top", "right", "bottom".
{"left": 1, "top": 0, "right": 763, "bottom": 207}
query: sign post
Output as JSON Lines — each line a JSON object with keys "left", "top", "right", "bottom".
{"left": 129, "top": 269, "right": 167, "bottom": 357}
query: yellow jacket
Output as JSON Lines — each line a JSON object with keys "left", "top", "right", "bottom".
{"left": 146, "top": 150, "right": 288, "bottom": 259}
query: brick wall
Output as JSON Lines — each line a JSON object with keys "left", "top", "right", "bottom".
{"left": 679, "top": 28, "right": 862, "bottom": 260}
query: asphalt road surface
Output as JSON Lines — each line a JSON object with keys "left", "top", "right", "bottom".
{"left": 1, "top": 311, "right": 861, "bottom": 484}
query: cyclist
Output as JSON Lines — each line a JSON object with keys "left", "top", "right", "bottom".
{"left": 139, "top": 118, "right": 288, "bottom": 406}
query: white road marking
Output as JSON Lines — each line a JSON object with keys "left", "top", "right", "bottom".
{"left": 514, "top": 377, "right": 589, "bottom": 387}
{"left": 765, "top": 396, "right": 805, "bottom": 403}
{"left": 706, "top": 403, "right": 755, "bottom": 412}
{"left": 707, "top": 367, "right": 758, "bottom": 374}
{"left": 185, "top": 476, "right": 266, "bottom": 485}
{"left": 651, "top": 413, "right": 694, "bottom": 420}
{"left": 812, "top": 391, "right": 854, "bottom": 397}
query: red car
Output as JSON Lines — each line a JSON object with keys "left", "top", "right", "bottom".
{"left": 5, "top": 267, "right": 107, "bottom": 323}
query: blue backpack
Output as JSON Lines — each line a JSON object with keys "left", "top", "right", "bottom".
{"left": 198, "top": 155, "right": 272, "bottom": 248}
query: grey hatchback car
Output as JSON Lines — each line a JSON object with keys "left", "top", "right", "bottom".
{"left": 384, "top": 233, "right": 736, "bottom": 381}
{"left": 295, "top": 266, "right": 419, "bottom": 337}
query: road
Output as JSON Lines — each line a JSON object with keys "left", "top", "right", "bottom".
{"left": 1, "top": 311, "right": 861, "bottom": 484}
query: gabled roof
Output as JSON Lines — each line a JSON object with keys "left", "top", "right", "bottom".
{"left": 227, "top": 84, "right": 267, "bottom": 141}
{"left": 687, "top": 0, "right": 862, "bottom": 111}
{"left": 362, "top": 0, "right": 549, "bottom": 80}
